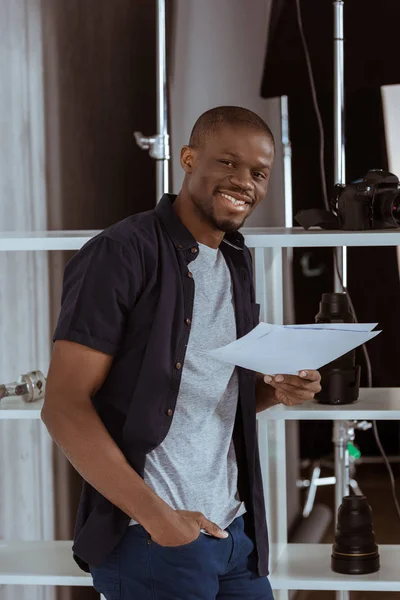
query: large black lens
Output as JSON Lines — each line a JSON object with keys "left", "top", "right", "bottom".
{"left": 331, "top": 495, "right": 380, "bottom": 575}
{"left": 315, "top": 293, "right": 361, "bottom": 405}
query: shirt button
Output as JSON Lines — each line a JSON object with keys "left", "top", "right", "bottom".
{"left": 177, "top": 244, "right": 183, "bottom": 249}
{"left": 185, "top": 318, "right": 191, "bottom": 325}
{"left": 175, "top": 362, "right": 182, "bottom": 369}
{"left": 187, "top": 271, "right": 193, "bottom": 278}
{"left": 167, "top": 408, "right": 173, "bottom": 416}
{"left": 191, "top": 247, "right": 198, "bottom": 254}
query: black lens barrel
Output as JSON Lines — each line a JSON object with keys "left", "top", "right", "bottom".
{"left": 316, "top": 292, "right": 353, "bottom": 323}
{"left": 315, "top": 292, "right": 361, "bottom": 405}
{"left": 332, "top": 496, "right": 380, "bottom": 575}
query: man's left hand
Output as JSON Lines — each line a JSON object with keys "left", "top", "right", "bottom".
{"left": 263, "top": 370, "right": 322, "bottom": 406}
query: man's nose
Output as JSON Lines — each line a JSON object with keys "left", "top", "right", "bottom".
{"left": 229, "top": 169, "right": 254, "bottom": 191}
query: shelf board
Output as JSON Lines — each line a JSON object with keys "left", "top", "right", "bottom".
{"left": 269, "top": 543, "right": 400, "bottom": 591}
{"left": 1, "top": 540, "right": 398, "bottom": 591}
{"left": 3, "top": 388, "right": 400, "bottom": 421}
{"left": 0, "top": 398, "right": 43, "bottom": 419}
{"left": 242, "top": 227, "right": 400, "bottom": 248}
{"left": 1, "top": 228, "right": 400, "bottom": 251}
{"left": 0, "top": 540, "right": 92, "bottom": 585}
{"left": 258, "top": 388, "right": 400, "bottom": 421}
{"left": 0, "top": 231, "right": 99, "bottom": 251}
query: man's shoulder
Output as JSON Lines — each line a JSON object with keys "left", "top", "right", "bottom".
{"left": 86, "top": 208, "right": 161, "bottom": 256}
{"left": 103, "top": 209, "right": 158, "bottom": 246}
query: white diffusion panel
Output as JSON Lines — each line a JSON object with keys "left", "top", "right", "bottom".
{"left": 381, "top": 85, "right": 400, "bottom": 276}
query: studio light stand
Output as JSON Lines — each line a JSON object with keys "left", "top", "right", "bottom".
{"left": 134, "top": 0, "right": 170, "bottom": 202}
{"left": 299, "top": 420, "right": 373, "bottom": 518}
{"left": 333, "top": 3, "right": 356, "bottom": 598}
{"left": 333, "top": 0, "right": 348, "bottom": 525}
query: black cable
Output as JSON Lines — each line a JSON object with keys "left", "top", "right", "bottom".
{"left": 295, "top": 0, "right": 400, "bottom": 521}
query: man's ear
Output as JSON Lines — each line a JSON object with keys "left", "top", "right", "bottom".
{"left": 180, "top": 145, "right": 196, "bottom": 174}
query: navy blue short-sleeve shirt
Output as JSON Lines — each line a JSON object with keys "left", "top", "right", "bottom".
{"left": 53, "top": 194, "right": 269, "bottom": 576}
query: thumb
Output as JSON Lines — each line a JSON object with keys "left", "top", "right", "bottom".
{"left": 200, "top": 518, "right": 229, "bottom": 539}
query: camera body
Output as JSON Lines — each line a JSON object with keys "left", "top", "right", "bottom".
{"left": 333, "top": 169, "right": 400, "bottom": 230}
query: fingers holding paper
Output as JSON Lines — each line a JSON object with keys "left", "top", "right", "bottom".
{"left": 263, "top": 370, "right": 322, "bottom": 406}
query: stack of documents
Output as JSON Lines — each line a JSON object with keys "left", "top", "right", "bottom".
{"left": 206, "top": 323, "right": 381, "bottom": 375}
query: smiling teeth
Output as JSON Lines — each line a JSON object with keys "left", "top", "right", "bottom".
{"left": 221, "top": 193, "right": 246, "bottom": 206}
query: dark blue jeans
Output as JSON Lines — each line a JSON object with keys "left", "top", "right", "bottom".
{"left": 90, "top": 515, "right": 274, "bottom": 599}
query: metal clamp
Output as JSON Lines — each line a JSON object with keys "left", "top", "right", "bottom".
{"left": 0, "top": 370, "right": 46, "bottom": 403}
{"left": 134, "top": 131, "right": 170, "bottom": 160}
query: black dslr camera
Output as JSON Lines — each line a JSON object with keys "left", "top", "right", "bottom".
{"left": 333, "top": 169, "right": 400, "bottom": 230}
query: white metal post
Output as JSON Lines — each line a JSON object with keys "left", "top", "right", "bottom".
{"left": 334, "top": 0, "right": 347, "bottom": 291}
{"left": 134, "top": 0, "right": 170, "bottom": 203}
{"left": 156, "top": 0, "right": 169, "bottom": 199}
{"left": 254, "top": 246, "right": 288, "bottom": 600}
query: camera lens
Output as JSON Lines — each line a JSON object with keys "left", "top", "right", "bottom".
{"left": 392, "top": 196, "right": 400, "bottom": 225}
{"left": 381, "top": 190, "right": 400, "bottom": 227}
{"left": 315, "top": 293, "right": 361, "bottom": 405}
{"left": 316, "top": 292, "right": 353, "bottom": 323}
{"left": 331, "top": 496, "right": 380, "bottom": 575}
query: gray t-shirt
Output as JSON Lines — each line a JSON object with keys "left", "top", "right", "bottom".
{"left": 130, "top": 241, "right": 246, "bottom": 529}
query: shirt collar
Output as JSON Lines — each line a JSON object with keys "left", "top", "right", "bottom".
{"left": 155, "top": 194, "right": 245, "bottom": 251}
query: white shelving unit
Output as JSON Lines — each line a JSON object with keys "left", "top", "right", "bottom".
{"left": 1, "top": 227, "right": 400, "bottom": 595}
{"left": 269, "top": 544, "right": 400, "bottom": 592}
{"left": 0, "top": 398, "right": 43, "bottom": 420}
{"left": 249, "top": 228, "right": 400, "bottom": 598}
{"left": 0, "top": 541, "right": 91, "bottom": 586}
{"left": 259, "top": 388, "right": 400, "bottom": 421}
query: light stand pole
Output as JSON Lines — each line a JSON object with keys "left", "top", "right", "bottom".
{"left": 333, "top": 0, "right": 347, "bottom": 290}
{"left": 332, "top": 3, "right": 351, "bottom": 599}
{"left": 134, "top": 0, "right": 170, "bottom": 203}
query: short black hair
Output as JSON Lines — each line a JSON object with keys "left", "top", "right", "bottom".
{"left": 188, "top": 105, "right": 275, "bottom": 149}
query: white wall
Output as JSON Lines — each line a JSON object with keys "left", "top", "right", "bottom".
{"left": 0, "top": 2, "right": 54, "bottom": 599}
{"left": 169, "top": 0, "right": 285, "bottom": 227}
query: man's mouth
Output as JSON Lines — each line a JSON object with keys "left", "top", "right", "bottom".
{"left": 216, "top": 191, "right": 252, "bottom": 213}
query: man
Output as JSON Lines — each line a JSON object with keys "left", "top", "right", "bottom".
{"left": 42, "top": 106, "right": 321, "bottom": 600}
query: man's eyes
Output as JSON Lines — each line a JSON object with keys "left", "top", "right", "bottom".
{"left": 218, "top": 160, "right": 267, "bottom": 181}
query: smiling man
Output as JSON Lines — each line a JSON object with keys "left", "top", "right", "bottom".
{"left": 42, "top": 106, "right": 321, "bottom": 600}
{"left": 174, "top": 109, "right": 274, "bottom": 242}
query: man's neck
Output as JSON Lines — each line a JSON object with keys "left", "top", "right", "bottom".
{"left": 173, "top": 191, "right": 224, "bottom": 249}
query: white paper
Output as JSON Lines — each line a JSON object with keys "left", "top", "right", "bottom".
{"left": 283, "top": 323, "right": 378, "bottom": 332}
{"left": 206, "top": 322, "right": 381, "bottom": 375}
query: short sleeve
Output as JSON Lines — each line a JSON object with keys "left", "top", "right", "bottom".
{"left": 53, "top": 235, "right": 141, "bottom": 356}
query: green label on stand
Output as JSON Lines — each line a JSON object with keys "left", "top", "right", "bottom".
{"left": 348, "top": 442, "right": 361, "bottom": 460}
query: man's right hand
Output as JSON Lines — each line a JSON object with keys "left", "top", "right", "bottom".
{"left": 150, "top": 510, "right": 229, "bottom": 548}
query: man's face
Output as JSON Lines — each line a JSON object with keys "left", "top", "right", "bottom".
{"left": 181, "top": 124, "right": 275, "bottom": 233}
